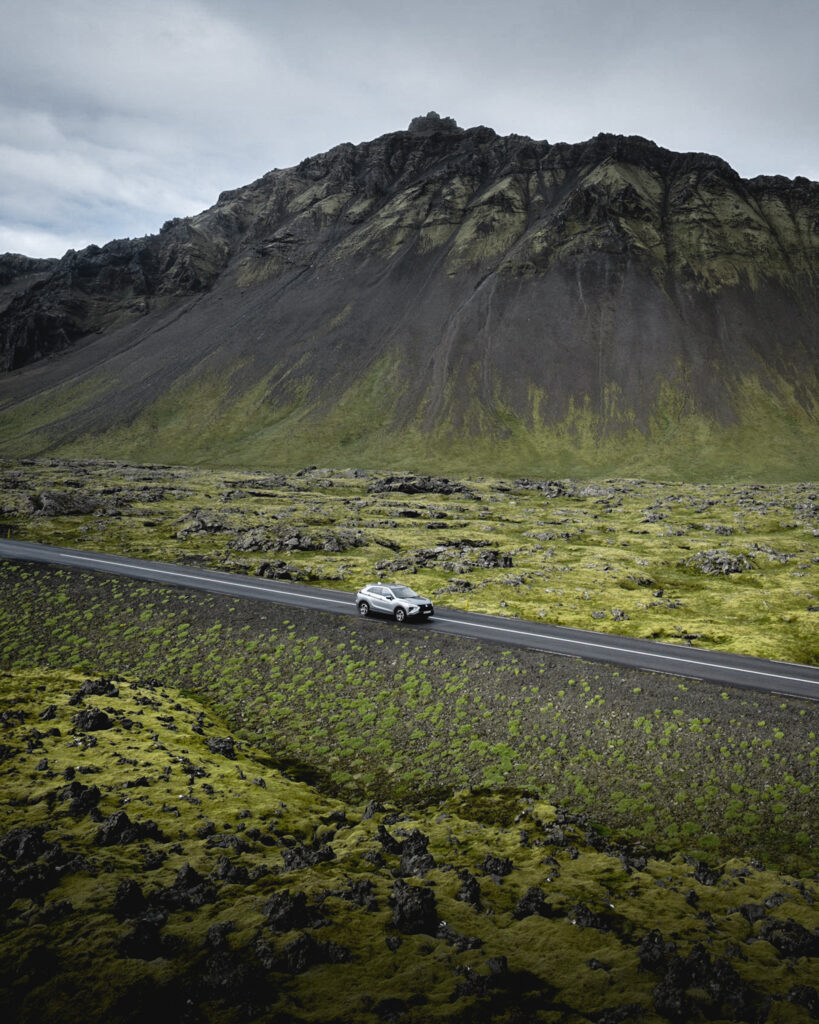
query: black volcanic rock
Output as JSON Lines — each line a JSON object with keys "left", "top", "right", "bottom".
{"left": 113, "top": 879, "right": 146, "bottom": 920}
{"left": 95, "top": 812, "right": 167, "bottom": 846}
{"left": 368, "top": 475, "right": 475, "bottom": 496}
{"left": 73, "top": 708, "right": 113, "bottom": 732}
{"left": 59, "top": 780, "right": 101, "bottom": 817}
{"left": 390, "top": 878, "right": 438, "bottom": 934}
{"left": 262, "top": 890, "right": 309, "bottom": 931}
{"left": 0, "top": 253, "right": 59, "bottom": 288}
{"left": 408, "top": 111, "right": 461, "bottom": 133}
{"left": 0, "top": 825, "right": 48, "bottom": 864}
{"left": 206, "top": 737, "right": 236, "bottom": 759}
{"left": 0, "top": 254, "right": 59, "bottom": 319}
{"left": 0, "top": 232, "right": 230, "bottom": 370}
{"left": 1, "top": 119, "right": 817, "bottom": 477}
{"left": 514, "top": 886, "right": 557, "bottom": 920}
{"left": 398, "top": 829, "right": 436, "bottom": 877}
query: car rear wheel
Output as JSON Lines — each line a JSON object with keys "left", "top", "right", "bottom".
{"left": 358, "top": 601, "right": 370, "bottom": 617}
{"left": 394, "top": 607, "right": 407, "bottom": 623}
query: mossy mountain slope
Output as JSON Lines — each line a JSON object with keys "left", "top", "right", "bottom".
{"left": 1, "top": 114, "right": 818, "bottom": 478}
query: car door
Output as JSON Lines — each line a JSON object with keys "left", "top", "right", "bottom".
{"left": 370, "top": 586, "right": 390, "bottom": 613}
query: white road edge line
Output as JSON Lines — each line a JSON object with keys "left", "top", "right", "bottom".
{"left": 431, "top": 617, "right": 819, "bottom": 686}
{"left": 54, "top": 552, "right": 351, "bottom": 607}
{"left": 20, "top": 548, "right": 819, "bottom": 689}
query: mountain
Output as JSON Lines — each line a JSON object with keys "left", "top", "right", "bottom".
{"left": 1, "top": 112, "right": 817, "bottom": 480}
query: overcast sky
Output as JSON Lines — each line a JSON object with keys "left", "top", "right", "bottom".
{"left": 2, "top": 0, "right": 817, "bottom": 259}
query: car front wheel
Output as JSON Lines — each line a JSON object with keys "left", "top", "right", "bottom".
{"left": 358, "top": 601, "right": 370, "bottom": 617}
{"left": 394, "top": 607, "right": 407, "bottom": 623}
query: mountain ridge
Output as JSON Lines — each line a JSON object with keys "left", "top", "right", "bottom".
{"left": 1, "top": 113, "right": 817, "bottom": 480}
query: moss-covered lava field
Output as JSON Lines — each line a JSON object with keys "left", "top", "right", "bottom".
{"left": 2, "top": 666, "right": 818, "bottom": 1023}
{"left": 1, "top": 558, "right": 816, "bottom": 873}
{"left": 2, "top": 458, "right": 818, "bottom": 664}
{"left": 1, "top": 457, "right": 818, "bottom": 1021}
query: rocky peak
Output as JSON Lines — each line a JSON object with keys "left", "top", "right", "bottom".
{"left": 407, "top": 111, "right": 461, "bottom": 133}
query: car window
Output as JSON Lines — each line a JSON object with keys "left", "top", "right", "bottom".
{"left": 391, "top": 586, "right": 418, "bottom": 599}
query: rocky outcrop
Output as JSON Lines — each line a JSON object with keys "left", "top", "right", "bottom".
{"left": 375, "top": 542, "right": 513, "bottom": 575}
{"left": 368, "top": 475, "right": 477, "bottom": 498}
{"left": 0, "top": 254, "right": 59, "bottom": 320}
{"left": 0, "top": 229, "right": 232, "bottom": 370}
{"left": 684, "top": 550, "right": 755, "bottom": 575}
{"left": 95, "top": 812, "right": 168, "bottom": 846}
{"left": 390, "top": 878, "right": 438, "bottom": 934}
{"left": 0, "top": 254, "right": 59, "bottom": 289}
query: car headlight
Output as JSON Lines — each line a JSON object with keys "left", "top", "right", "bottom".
{"left": 408, "top": 605, "right": 418, "bottom": 613}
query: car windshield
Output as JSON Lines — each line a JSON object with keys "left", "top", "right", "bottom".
{"left": 390, "top": 586, "right": 419, "bottom": 599}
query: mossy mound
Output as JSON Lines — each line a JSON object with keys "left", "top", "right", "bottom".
{"left": 2, "top": 667, "right": 817, "bottom": 1022}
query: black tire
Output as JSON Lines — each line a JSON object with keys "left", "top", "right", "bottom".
{"left": 358, "top": 601, "right": 370, "bottom": 617}
{"left": 394, "top": 607, "right": 407, "bottom": 623}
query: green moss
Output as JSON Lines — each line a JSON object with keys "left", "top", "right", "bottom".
{"left": 1, "top": 554, "right": 816, "bottom": 875}
{"left": 4, "top": 334, "right": 818, "bottom": 479}
{"left": 1, "top": 666, "right": 817, "bottom": 1023}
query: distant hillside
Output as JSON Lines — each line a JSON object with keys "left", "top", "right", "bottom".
{"left": 1, "top": 113, "right": 817, "bottom": 479}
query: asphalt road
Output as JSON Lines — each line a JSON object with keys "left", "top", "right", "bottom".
{"left": 2, "top": 539, "right": 818, "bottom": 701}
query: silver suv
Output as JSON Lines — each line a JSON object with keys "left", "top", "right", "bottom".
{"left": 356, "top": 583, "right": 434, "bottom": 623}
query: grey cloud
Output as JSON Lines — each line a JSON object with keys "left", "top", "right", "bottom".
{"left": 1, "top": 0, "right": 817, "bottom": 258}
